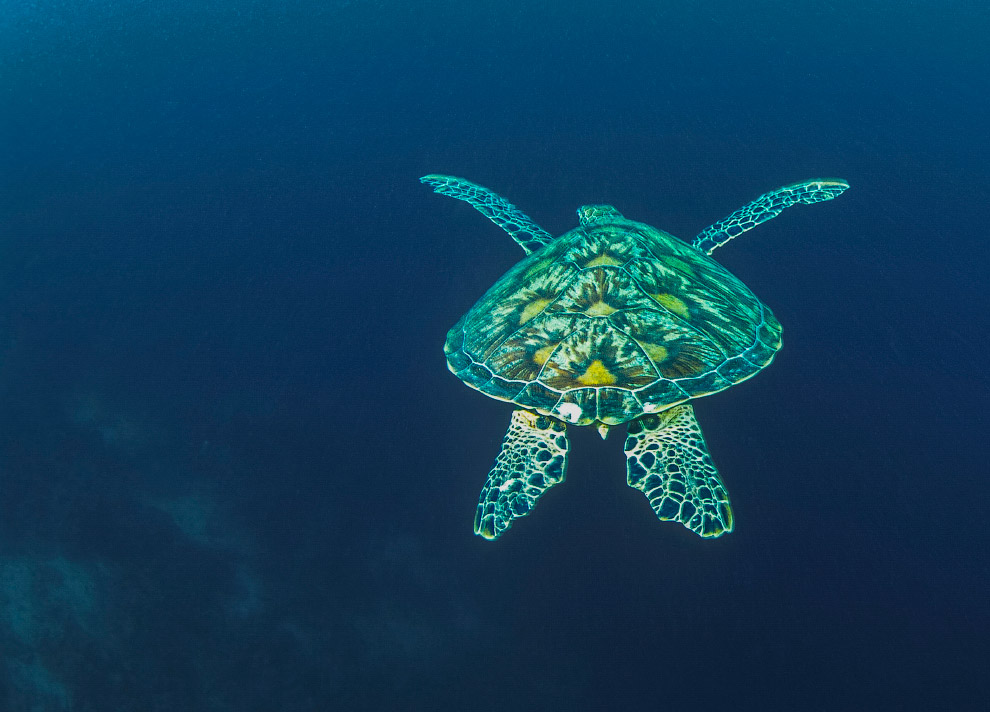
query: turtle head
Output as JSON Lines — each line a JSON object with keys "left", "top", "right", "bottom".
{"left": 577, "top": 204, "right": 624, "bottom": 227}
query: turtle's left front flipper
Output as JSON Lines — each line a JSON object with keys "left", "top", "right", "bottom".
{"left": 420, "top": 174, "right": 553, "bottom": 255}
{"left": 625, "top": 404, "right": 733, "bottom": 538}
{"left": 474, "top": 409, "right": 569, "bottom": 540}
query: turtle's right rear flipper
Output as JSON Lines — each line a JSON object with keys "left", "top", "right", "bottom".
{"left": 624, "top": 404, "right": 734, "bottom": 538}
{"left": 474, "top": 409, "right": 569, "bottom": 540}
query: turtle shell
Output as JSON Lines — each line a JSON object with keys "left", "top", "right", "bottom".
{"left": 445, "top": 213, "right": 782, "bottom": 426}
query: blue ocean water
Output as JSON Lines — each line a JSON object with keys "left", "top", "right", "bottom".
{"left": 1, "top": 1, "right": 988, "bottom": 709}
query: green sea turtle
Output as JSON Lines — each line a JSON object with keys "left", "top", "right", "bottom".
{"left": 422, "top": 174, "right": 848, "bottom": 540}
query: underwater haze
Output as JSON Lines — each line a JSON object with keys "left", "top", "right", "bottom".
{"left": 1, "top": 1, "right": 988, "bottom": 709}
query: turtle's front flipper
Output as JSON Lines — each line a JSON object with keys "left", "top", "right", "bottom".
{"left": 692, "top": 178, "right": 849, "bottom": 255}
{"left": 420, "top": 174, "right": 553, "bottom": 255}
{"left": 624, "top": 404, "right": 733, "bottom": 538}
{"left": 474, "top": 409, "right": 569, "bottom": 540}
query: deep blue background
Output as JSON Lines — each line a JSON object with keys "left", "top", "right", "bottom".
{"left": 1, "top": 1, "right": 988, "bottom": 710}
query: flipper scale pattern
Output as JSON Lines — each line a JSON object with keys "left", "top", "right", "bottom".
{"left": 474, "top": 409, "right": 569, "bottom": 540}
{"left": 421, "top": 174, "right": 553, "bottom": 255}
{"left": 692, "top": 179, "right": 849, "bottom": 255}
{"left": 624, "top": 404, "right": 733, "bottom": 537}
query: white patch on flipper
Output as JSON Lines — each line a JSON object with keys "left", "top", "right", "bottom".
{"left": 556, "top": 403, "right": 583, "bottom": 423}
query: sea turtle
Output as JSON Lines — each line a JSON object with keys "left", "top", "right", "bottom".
{"left": 422, "top": 174, "right": 848, "bottom": 540}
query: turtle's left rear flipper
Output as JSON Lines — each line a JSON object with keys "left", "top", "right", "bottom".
{"left": 624, "top": 404, "right": 734, "bottom": 538}
{"left": 474, "top": 409, "right": 569, "bottom": 540}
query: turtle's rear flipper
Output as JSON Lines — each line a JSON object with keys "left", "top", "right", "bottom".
{"left": 474, "top": 409, "right": 569, "bottom": 540}
{"left": 624, "top": 405, "right": 734, "bottom": 538}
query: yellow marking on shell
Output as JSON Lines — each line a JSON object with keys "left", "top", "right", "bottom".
{"left": 519, "top": 298, "right": 551, "bottom": 324}
{"left": 640, "top": 342, "right": 669, "bottom": 363}
{"left": 584, "top": 254, "right": 622, "bottom": 268}
{"left": 585, "top": 300, "right": 617, "bottom": 317}
{"left": 533, "top": 344, "right": 556, "bottom": 365}
{"left": 652, "top": 293, "right": 690, "bottom": 319}
{"left": 577, "top": 359, "right": 617, "bottom": 386}
{"left": 524, "top": 258, "right": 552, "bottom": 279}
{"left": 667, "top": 257, "right": 693, "bottom": 274}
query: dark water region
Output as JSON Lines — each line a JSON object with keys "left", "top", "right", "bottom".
{"left": 1, "top": 1, "right": 988, "bottom": 709}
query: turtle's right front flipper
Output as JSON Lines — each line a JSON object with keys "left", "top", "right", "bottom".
{"left": 420, "top": 174, "right": 553, "bottom": 255}
{"left": 692, "top": 178, "right": 850, "bottom": 255}
{"left": 475, "top": 409, "right": 569, "bottom": 540}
